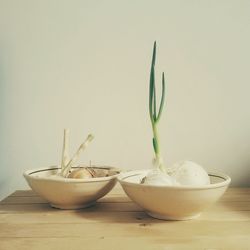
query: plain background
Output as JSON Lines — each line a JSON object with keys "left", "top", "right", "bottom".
{"left": 0, "top": 0, "right": 250, "bottom": 200}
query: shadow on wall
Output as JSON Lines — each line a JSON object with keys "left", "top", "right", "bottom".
{"left": 0, "top": 179, "right": 10, "bottom": 200}
{"left": 237, "top": 163, "right": 250, "bottom": 187}
{"left": 0, "top": 45, "right": 12, "bottom": 200}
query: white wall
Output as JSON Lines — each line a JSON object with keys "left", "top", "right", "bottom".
{"left": 1, "top": 0, "right": 250, "bottom": 199}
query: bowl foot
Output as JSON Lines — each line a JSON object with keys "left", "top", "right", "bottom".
{"left": 147, "top": 211, "right": 201, "bottom": 221}
{"left": 50, "top": 202, "right": 96, "bottom": 210}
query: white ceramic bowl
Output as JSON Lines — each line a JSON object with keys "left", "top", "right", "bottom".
{"left": 24, "top": 166, "right": 120, "bottom": 209}
{"left": 118, "top": 170, "right": 231, "bottom": 220}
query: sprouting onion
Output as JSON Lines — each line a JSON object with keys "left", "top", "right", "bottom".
{"left": 149, "top": 41, "right": 166, "bottom": 173}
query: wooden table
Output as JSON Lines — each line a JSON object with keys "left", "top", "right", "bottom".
{"left": 0, "top": 186, "right": 249, "bottom": 250}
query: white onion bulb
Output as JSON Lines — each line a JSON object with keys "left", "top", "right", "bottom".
{"left": 142, "top": 169, "right": 177, "bottom": 186}
{"left": 170, "top": 161, "right": 210, "bottom": 186}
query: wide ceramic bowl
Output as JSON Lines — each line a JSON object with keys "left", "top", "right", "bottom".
{"left": 24, "top": 166, "right": 120, "bottom": 209}
{"left": 118, "top": 170, "right": 231, "bottom": 220}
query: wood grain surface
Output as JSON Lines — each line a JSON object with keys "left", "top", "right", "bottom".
{"left": 0, "top": 185, "right": 249, "bottom": 250}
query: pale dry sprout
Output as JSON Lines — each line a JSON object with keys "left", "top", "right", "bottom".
{"left": 61, "top": 129, "right": 70, "bottom": 170}
{"left": 60, "top": 131, "right": 94, "bottom": 177}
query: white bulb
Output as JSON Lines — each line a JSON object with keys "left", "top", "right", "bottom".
{"left": 170, "top": 161, "right": 210, "bottom": 186}
{"left": 142, "top": 169, "right": 177, "bottom": 186}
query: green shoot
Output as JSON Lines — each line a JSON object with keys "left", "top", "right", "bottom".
{"left": 149, "top": 41, "right": 166, "bottom": 172}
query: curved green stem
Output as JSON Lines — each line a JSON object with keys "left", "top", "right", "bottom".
{"left": 149, "top": 42, "right": 166, "bottom": 173}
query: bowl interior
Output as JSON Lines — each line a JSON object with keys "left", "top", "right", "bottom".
{"left": 25, "top": 166, "right": 120, "bottom": 182}
{"left": 119, "top": 170, "right": 231, "bottom": 188}
{"left": 27, "top": 167, "right": 60, "bottom": 177}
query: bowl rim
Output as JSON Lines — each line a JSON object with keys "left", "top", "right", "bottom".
{"left": 118, "top": 169, "right": 231, "bottom": 190}
{"left": 23, "top": 165, "right": 120, "bottom": 183}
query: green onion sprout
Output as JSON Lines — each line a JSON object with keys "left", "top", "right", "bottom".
{"left": 149, "top": 41, "right": 166, "bottom": 173}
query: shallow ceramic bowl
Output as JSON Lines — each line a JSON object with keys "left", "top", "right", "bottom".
{"left": 24, "top": 166, "right": 120, "bottom": 209}
{"left": 118, "top": 170, "right": 231, "bottom": 220}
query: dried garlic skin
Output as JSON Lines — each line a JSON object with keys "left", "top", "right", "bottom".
{"left": 67, "top": 166, "right": 120, "bottom": 179}
{"left": 93, "top": 168, "right": 110, "bottom": 177}
{"left": 68, "top": 168, "right": 93, "bottom": 179}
